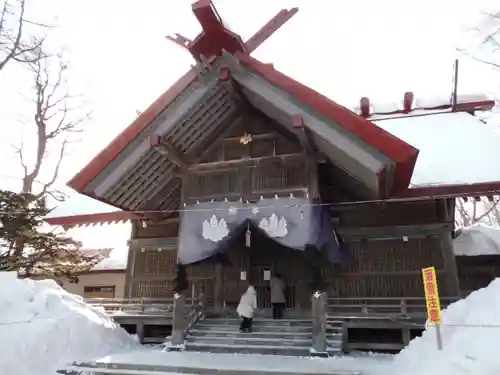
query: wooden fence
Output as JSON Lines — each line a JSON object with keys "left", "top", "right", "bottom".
{"left": 327, "top": 296, "right": 460, "bottom": 318}
{"left": 84, "top": 297, "right": 188, "bottom": 315}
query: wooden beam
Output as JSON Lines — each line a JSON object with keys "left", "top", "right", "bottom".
{"left": 440, "top": 229, "right": 462, "bottom": 297}
{"left": 337, "top": 223, "right": 453, "bottom": 238}
{"left": 150, "top": 135, "right": 189, "bottom": 171}
{"left": 292, "top": 115, "right": 319, "bottom": 197}
{"left": 245, "top": 8, "right": 299, "bottom": 53}
{"left": 192, "top": 117, "right": 243, "bottom": 164}
{"left": 219, "top": 69, "right": 302, "bottom": 146}
{"left": 187, "top": 152, "right": 319, "bottom": 172}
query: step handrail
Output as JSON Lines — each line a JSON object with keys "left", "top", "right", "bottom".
{"left": 185, "top": 293, "right": 206, "bottom": 334}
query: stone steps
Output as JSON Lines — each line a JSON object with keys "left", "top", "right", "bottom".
{"left": 184, "top": 341, "right": 312, "bottom": 356}
{"left": 184, "top": 317, "right": 345, "bottom": 357}
{"left": 186, "top": 335, "right": 312, "bottom": 347}
{"left": 198, "top": 318, "right": 313, "bottom": 325}
{"left": 189, "top": 329, "right": 311, "bottom": 339}
{"left": 186, "top": 317, "right": 313, "bottom": 356}
{"left": 193, "top": 324, "right": 313, "bottom": 333}
{"left": 326, "top": 319, "right": 345, "bottom": 355}
{"left": 183, "top": 315, "right": 346, "bottom": 357}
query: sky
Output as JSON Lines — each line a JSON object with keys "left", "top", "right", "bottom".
{"left": 0, "top": 0, "right": 498, "bottom": 249}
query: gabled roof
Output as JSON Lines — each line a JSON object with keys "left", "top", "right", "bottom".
{"left": 230, "top": 52, "right": 418, "bottom": 196}
{"left": 67, "top": 55, "right": 419, "bottom": 207}
{"left": 48, "top": 0, "right": 500, "bottom": 229}
{"left": 68, "top": 68, "right": 198, "bottom": 194}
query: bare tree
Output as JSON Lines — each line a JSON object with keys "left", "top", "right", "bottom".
{"left": 0, "top": 0, "right": 47, "bottom": 74}
{"left": 455, "top": 197, "right": 500, "bottom": 228}
{"left": 7, "top": 45, "right": 91, "bottom": 276}
{"left": 14, "top": 47, "right": 87, "bottom": 201}
{"left": 463, "top": 10, "right": 500, "bottom": 70}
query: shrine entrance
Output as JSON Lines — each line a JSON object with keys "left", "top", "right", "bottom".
{"left": 219, "top": 226, "right": 309, "bottom": 313}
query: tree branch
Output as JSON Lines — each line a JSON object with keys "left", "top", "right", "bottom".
{"left": 16, "top": 49, "right": 87, "bottom": 197}
{"left": 0, "top": 0, "right": 25, "bottom": 72}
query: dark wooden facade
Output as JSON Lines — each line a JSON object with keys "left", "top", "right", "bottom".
{"left": 123, "top": 114, "right": 461, "bottom": 310}
{"left": 456, "top": 255, "right": 500, "bottom": 295}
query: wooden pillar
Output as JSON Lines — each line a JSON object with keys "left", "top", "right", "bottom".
{"left": 292, "top": 116, "right": 319, "bottom": 198}
{"left": 136, "top": 323, "right": 145, "bottom": 344}
{"left": 213, "top": 263, "right": 224, "bottom": 312}
{"left": 170, "top": 293, "right": 186, "bottom": 347}
{"left": 436, "top": 199, "right": 460, "bottom": 298}
{"left": 440, "top": 230, "right": 461, "bottom": 298}
{"left": 238, "top": 139, "right": 252, "bottom": 201}
{"left": 402, "top": 327, "right": 411, "bottom": 346}
{"left": 311, "top": 292, "right": 328, "bottom": 357}
{"left": 124, "top": 222, "right": 138, "bottom": 298}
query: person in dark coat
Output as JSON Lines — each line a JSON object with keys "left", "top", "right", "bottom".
{"left": 270, "top": 273, "right": 286, "bottom": 319}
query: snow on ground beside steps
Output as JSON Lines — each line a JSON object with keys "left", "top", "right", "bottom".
{"left": 392, "top": 278, "right": 500, "bottom": 375}
{"left": 0, "top": 272, "right": 140, "bottom": 375}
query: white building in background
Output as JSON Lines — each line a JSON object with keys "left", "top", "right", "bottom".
{"left": 57, "top": 248, "right": 127, "bottom": 299}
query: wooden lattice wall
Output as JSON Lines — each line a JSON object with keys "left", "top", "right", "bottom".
{"left": 456, "top": 255, "right": 500, "bottom": 295}
{"left": 327, "top": 236, "right": 448, "bottom": 299}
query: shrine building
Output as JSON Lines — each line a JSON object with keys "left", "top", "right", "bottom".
{"left": 47, "top": 1, "right": 500, "bottom": 321}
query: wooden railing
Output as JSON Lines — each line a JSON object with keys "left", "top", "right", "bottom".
{"left": 85, "top": 297, "right": 193, "bottom": 315}
{"left": 327, "top": 297, "right": 461, "bottom": 318}
{"left": 185, "top": 293, "right": 207, "bottom": 333}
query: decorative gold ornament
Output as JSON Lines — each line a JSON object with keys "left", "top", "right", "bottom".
{"left": 239, "top": 132, "right": 252, "bottom": 145}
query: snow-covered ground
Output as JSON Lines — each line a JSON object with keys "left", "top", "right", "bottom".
{"left": 0, "top": 272, "right": 141, "bottom": 375}
{"left": 393, "top": 279, "right": 500, "bottom": 375}
{"left": 67, "top": 349, "right": 393, "bottom": 375}
{"left": 388, "top": 226, "right": 500, "bottom": 375}
{"left": 3, "top": 225, "right": 500, "bottom": 375}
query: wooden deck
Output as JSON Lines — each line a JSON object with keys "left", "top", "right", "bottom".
{"left": 84, "top": 295, "right": 461, "bottom": 352}
{"left": 327, "top": 296, "right": 460, "bottom": 352}
{"left": 85, "top": 297, "right": 179, "bottom": 326}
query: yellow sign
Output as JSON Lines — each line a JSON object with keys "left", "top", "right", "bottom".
{"left": 422, "top": 266, "right": 443, "bottom": 324}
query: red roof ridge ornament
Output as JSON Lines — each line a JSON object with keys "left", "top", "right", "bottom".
{"left": 166, "top": 0, "right": 298, "bottom": 61}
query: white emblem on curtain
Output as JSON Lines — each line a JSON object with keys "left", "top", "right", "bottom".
{"left": 202, "top": 214, "right": 230, "bottom": 242}
{"left": 259, "top": 213, "right": 288, "bottom": 238}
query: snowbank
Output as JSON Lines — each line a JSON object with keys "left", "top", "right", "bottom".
{"left": 393, "top": 278, "right": 500, "bottom": 375}
{"left": 454, "top": 224, "right": 500, "bottom": 256}
{"left": 0, "top": 272, "right": 140, "bottom": 375}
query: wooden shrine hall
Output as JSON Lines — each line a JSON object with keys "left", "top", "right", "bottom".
{"left": 47, "top": 0, "right": 500, "bottom": 335}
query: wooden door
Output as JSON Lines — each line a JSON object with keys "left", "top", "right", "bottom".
{"left": 221, "top": 239, "right": 250, "bottom": 308}
{"left": 249, "top": 252, "right": 273, "bottom": 309}
{"left": 248, "top": 234, "right": 300, "bottom": 310}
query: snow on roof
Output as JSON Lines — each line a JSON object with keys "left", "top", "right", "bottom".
{"left": 392, "top": 278, "right": 500, "bottom": 375}
{"left": 374, "top": 112, "right": 500, "bottom": 188}
{"left": 453, "top": 224, "right": 500, "bottom": 256}
{"left": 81, "top": 248, "right": 128, "bottom": 271}
{"left": 46, "top": 194, "right": 120, "bottom": 218}
{"left": 346, "top": 93, "right": 493, "bottom": 118}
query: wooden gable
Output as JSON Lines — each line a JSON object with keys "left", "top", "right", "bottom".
{"left": 181, "top": 111, "right": 308, "bottom": 203}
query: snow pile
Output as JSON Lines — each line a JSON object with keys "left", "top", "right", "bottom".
{"left": 454, "top": 224, "right": 500, "bottom": 256}
{"left": 0, "top": 272, "right": 140, "bottom": 375}
{"left": 393, "top": 278, "right": 500, "bottom": 375}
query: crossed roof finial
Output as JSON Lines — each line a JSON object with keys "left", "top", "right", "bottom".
{"left": 166, "top": 0, "right": 298, "bottom": 61}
